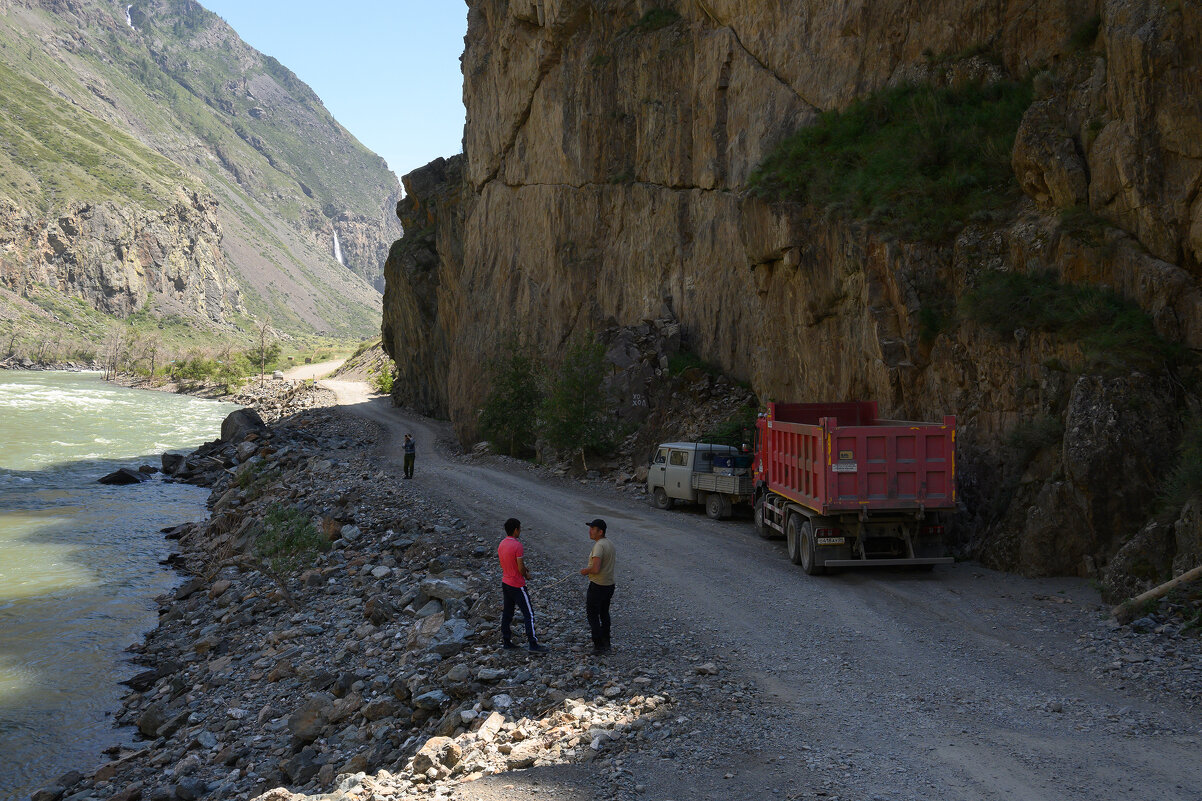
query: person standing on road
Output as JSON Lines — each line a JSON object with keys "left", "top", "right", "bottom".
{"left": 498, "top": 518, "right": 550, "bottom": 653}
{"left": 580, "top": 518, "right": 616, "bottom": 655}
{"left": 402, "top": 433, "right": 416, "bottom": 479}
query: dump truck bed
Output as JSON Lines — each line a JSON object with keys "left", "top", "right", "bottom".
{"left": 758, "top": 402, "right": 956, "bottom": 517}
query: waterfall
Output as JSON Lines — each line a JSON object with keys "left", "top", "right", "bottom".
{"left": 125, "top": 5, "right": 134, "bottom": 28}
{"left": 333, "top": 231, "right": 344, "bottom": 266}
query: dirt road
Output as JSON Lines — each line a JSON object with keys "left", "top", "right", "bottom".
{"left": 321, "top": 379, "right": 1201, "bottom": 801}
{"left": 283, "top": 359, "right": 347, "bottom": 381}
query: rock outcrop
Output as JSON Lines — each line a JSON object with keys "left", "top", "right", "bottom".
{"left": 381, "top": 1, "right": 1202, "bottom": 583}
{"left": 0, "top": 189, "right": 242, "bottom": 321}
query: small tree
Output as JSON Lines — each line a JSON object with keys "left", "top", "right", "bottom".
{"left": 541, "top": 333, "right": 616, "bottom": 461}
{"left": 256, "top": 320, "right": 275, "bottom": 384}
{"left": 479, "top": 336, "right": 545, "bottom": 456}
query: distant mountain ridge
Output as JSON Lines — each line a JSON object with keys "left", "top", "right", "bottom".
{"left": 0, "top": 0, "right": 402, "bottom": 345}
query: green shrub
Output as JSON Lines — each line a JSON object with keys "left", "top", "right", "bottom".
{"left": 630, "top": 8, "right": 680, "bottom": 33}
{"left": 962, "top": 270, "right": 1184, "bottom": 373}
{"left": 1162, "top": 415, "right": 1202, "bottom": 512}
{"left": 255, "top": 505, "right": 328, "bottom": 576}
{"left": 703, "top": 403, "right": 760, "bottom": 449}
{"left": 748, "top": 80, "right": 1033, "bottom": 240}
{"left": 479, "top": 338, "right": 545, "bottom": 456}
{"left": 372, "top": 366, "right": 395, "bottom": 395}
{"left": 542, "top": 334, "right": 617, "bottom": 455}
{"left": 1006, "top": 414, "right": 1065, "bottom": 465}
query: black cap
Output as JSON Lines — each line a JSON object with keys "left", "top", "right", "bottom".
{"left": 586, "top": 518, "right": 607, "bottom": 531}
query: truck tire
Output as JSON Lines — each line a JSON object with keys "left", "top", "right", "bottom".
{"left": 786, "top": 515, "right": 804, "bottom": 565}
{"left": 799, "top": 519, "right": 824, "bottom": 576}
{"left": 756, "top": 496, "right": 781, "bottom": 540}
{"left": 705, "top": 493, "right": 726, "bottom": 520}
{"left": 652, "top": 487, "right": 672, "bottom": 510}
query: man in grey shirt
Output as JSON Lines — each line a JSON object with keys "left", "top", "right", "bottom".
{"left": 579, "top": 518, "right": 616, "bottom": 655}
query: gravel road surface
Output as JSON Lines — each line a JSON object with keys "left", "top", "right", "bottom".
{"left": 321, "top": 379, "right": 1202, "bottom": 801}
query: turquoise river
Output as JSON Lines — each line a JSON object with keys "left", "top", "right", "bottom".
{"left": 0, "top": 371, "right": 238, "bottom": 800}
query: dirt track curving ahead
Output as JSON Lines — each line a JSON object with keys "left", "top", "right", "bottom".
{"left": 319, "top": 378, "right": 1201, "bottom": 801}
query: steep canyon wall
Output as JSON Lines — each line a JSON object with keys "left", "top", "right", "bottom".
{"left": 382, "top": 0, "right": 1202, "bottom": 586}
{"left": 0, "top": 189, "right": 241, "bottom": 322}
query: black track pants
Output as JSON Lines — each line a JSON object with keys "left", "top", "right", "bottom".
{"left": 501, "top": 582, "right": 539, "bottom": 646}
{"left": 586, "top": 582, "right": 615, "bottom": 648}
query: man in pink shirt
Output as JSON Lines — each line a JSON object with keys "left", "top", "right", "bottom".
{"left": 498, "top": 518, "right": 549, "bottom": 653}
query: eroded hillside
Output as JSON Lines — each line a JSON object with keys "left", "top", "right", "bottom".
{"left": 0, "top": 0, "right": 401, "bottom": 346}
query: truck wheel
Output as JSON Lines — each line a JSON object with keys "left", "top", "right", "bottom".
{"left": 705, "top": 493, "right": 726, "bottom": 520}
{"left": 756, "top": 497, "right": 780, "bottom": 540}
{"left": 799, "top": 520, "right": 824, "bottom": 576}
{"left": 786, "top": 515, "right": 804, "bottom": 565}
{"left": 652, "top": 487, "right": 672, "bottom": 510}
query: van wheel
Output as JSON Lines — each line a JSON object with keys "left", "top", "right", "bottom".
{"left": 799, "top": 520, "right": 824, "bottom": 576}
{"left": 652, "top": 487, "right": 672, "bottom": 510}
{"left": 705, "top": 493, "right": 726, "bottom": 520}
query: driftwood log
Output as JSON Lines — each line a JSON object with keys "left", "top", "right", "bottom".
{"left": 1111, "top": 563, "right": 1202, "bottom": 624}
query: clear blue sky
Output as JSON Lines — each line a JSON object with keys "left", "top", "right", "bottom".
{"left": 199, "top": 1, "right": 467, "bottom": 183}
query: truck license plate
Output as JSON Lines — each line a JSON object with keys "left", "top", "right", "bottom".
{"left": 816, "top": 537, "right": 845, "bottom": 546}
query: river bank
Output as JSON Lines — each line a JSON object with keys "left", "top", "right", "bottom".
{"left": 35, "top": 386, "right": 731, "bottom": 801}
{"left": 33, "top": 380, "right": 1202, "bottom": 801}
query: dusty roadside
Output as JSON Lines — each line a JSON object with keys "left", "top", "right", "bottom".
{"left": 37, "top": 380, "right": 1202, "bottom": 801}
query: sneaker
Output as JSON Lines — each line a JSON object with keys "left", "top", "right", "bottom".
{"left": 528, "top": 643, "right": 550, "bottom": 654}
{"left": 591, "top": 645, "right": 611, "bottom": 656}
{"left": 502, "top": 642, "right": 521, "bottom": 650}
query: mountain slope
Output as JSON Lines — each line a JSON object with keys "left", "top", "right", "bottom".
{"left": 0, "top": 0, "right": 402, "bottom": 347}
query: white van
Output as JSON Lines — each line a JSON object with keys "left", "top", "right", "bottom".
{"left": 646, "top": 442, "right": 753, "bottom": 519}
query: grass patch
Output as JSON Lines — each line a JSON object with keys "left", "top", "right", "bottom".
{"left": 748, "top": 80, "right": 1033, "bottom": 241}
{"left": 1060, "top": 204, "right": 1114, "bottom": 248}
{"left": 962, "top": 270, "right": 1185, "bottom": 373}
{"left": 1006, "top": 414, "right": 1065, "bottom": 465}
{"left": 255, "top": 505, "right": 328, "bottom": 576}
{"left": 629, "top": 8, "right": 681, "bottom": 33}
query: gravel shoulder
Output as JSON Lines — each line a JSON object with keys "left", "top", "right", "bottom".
{"left": 324, "top": 381, "right": 1202, "bottom": 801}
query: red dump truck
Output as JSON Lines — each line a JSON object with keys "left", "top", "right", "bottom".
{"left": 753, "top": 402, "right": 957, "bottom": 574}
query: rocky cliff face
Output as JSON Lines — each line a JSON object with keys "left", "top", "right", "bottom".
{"left": 382, "top": 0, "right": 1202, "bottom": 588}
{"left": 0, "top": 189, "right": 241, "bottom": 320}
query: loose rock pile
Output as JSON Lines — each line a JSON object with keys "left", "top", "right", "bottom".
{"left": 44, "top": 395, "right": 752, "bottom": 801}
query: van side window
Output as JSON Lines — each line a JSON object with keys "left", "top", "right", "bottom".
{"left": 669, "top": 450, "right": 688, "bottom": 467}
{"left": 699, "top": 451, "right": 712, "bottom": 462}
{"left": 653, "top": 449, "right": 667, "bottom": 465}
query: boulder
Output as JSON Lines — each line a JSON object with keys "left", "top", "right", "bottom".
{"left": 98, "top": 468, "right": 149, "bottom": 485}
{"left": 287, "top": 693, "right": 334, "bottom": 743}
{"left": 420, "top": 576, "right": 468, "bottom": 601}
{"left": 411, "top": 736, "right": 461, "bottom": 774}
{"left": 161, "top": 453, "right": 185, "bottom": 474}
{"left": 219, "top": 408, "right": 266, "bottom": 443}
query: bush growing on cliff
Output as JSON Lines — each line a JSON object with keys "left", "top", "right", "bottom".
{"left": 748, "top": 80, "right": 1033, "bottom": 240}
{"left": 962, "top": 270, "right": 1184, "bottom": 373}
{"left": 1162, "top": 415, "right": 1202, "bottom": 513}
{"left": 542, "top": 335, "right": 617, "bottom": 457}
{"left": 372, "top": 366, "right": 395, "bottom": 395}
{"left": 479, "top": 338, "right": 545, "bottom": 456}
